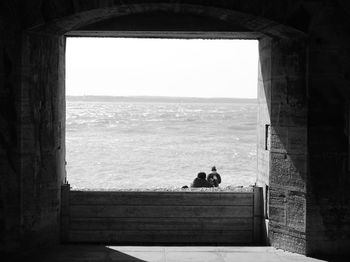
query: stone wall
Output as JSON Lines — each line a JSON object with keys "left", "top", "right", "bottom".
{"left": 268, "top": 38, "right": 308, "bottom": 254}
{"left": 0, "top": 0, "right": 350, "bottom": 257}
{"left": 256, "top": 36, "right": 271, "bottom": 244}
{"left": 257, "top": 35, "right": 308, "bottom": 254}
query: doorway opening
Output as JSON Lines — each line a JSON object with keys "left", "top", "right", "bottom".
{"left": 20, "top": 2, "right": 308, "bottom": 249}
{"left": 65, "top": 37, "right": 258, "bottom": 190}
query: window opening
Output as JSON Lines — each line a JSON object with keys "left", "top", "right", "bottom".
{"left": 65, "top": 37, "right": 259, "bottom": 190}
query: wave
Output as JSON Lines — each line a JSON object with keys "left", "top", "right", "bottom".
{"left": 66, "top": 100, "right": 258, "bottom": 189}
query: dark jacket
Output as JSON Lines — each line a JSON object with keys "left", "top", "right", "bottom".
{"left": 191, "top": 177, "right": 213, "bottom": 188}
{"left": 207, "top": 172, "right": 221, "bottom": 187}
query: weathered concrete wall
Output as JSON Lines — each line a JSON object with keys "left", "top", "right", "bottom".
{"left": 268, "top": 38, "right": 308, "bottom": 254}
{"left": 306, "top": 2, "right": 350, "bottom": 255}
{"left": 0, "top": 2, "right": 23, "bottom": 252}
{"left": 257, "top": 35, "right": 308, "bottom": 254}
{"left": 19, "top": 32, "right": 66, "bottom": 251}
{"left": 1, "top": 1, "right": 66, "bottom": 252}
{"left": 256, "top": 37, "right": 271, "bottom": 243}
{"left": 0, "top": 0, "right": 350, "bottom": 257}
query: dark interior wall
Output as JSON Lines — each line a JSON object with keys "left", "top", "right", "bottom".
{"left": 306, "top": 3, "right": 350, "bottom": 255}
{"left": 0, "top": 0, "right": 350, "bottom": 257}
{"left": 0, "top": 2, "right": 22, "bottom": 252}
{"left": 0, "top": 2, "right": 66, "bottom": 252}
{"left": 19, "top": 32, "right": 66, "bottom": 251}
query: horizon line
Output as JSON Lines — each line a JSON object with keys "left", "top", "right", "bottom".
{"left": 66, "top": 95, "right": 257, "bottom": 100}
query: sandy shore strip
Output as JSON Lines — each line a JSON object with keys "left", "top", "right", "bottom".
{"left": 70, "top": 185, "right": 254, "bottom": 192}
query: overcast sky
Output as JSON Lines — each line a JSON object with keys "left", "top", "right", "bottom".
{"left": 66, "top": 37, "right": 258, "bottom": 98}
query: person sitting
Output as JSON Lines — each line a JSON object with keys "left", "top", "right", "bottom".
{"left": 191, "top": 172, "right": 213, "bottom": 188}
{"left": 207, "top": 166, "right": 221, "bottom": 187}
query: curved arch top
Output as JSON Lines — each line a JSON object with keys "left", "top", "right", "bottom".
{"left": 29, "top": 3, "right": 306, "bottom": 39}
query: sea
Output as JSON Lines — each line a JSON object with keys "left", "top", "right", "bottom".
{"left": 66, "top": 96, "right": 257, "bottom": 190}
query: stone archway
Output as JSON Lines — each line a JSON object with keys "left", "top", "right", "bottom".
{"left": 20, "top": 3, "right": 307, "bottom": 254}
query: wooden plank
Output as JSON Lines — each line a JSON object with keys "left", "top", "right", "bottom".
{"left": 69, "top": 191, "right": 253, "bottom": 206}
{"left": 60, "top": 184, "right": 70, "bottom": 242}
{"left": 70, "top": 217, "right": 254, "bottom": 231}
{"left": 253, "top": 186, "right": 263, "bottom": 244}
{"left": 70, "top": 205, "right": 253, "bottom": 218}
{"left": 68, "top": 230, "right": 253, "bottom": 244}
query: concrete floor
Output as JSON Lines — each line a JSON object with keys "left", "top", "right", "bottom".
{"left": 15, "top": 245, "right": 346, "bottom": 262}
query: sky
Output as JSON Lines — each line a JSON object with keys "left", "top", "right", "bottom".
{"left": 66, "top": 37, "right": 258, "bottom": 99}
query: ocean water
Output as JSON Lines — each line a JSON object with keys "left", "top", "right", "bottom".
{"left": 66, "top": 97, "right": 257, "bottom": 189}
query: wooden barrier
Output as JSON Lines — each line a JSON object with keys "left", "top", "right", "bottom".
{"left": 61, "top": 186, "right": 263, "bottom": 245}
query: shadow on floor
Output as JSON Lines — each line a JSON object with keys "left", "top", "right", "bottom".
{"left": 3, "top": 245, "right": 148, "bottom": 262}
